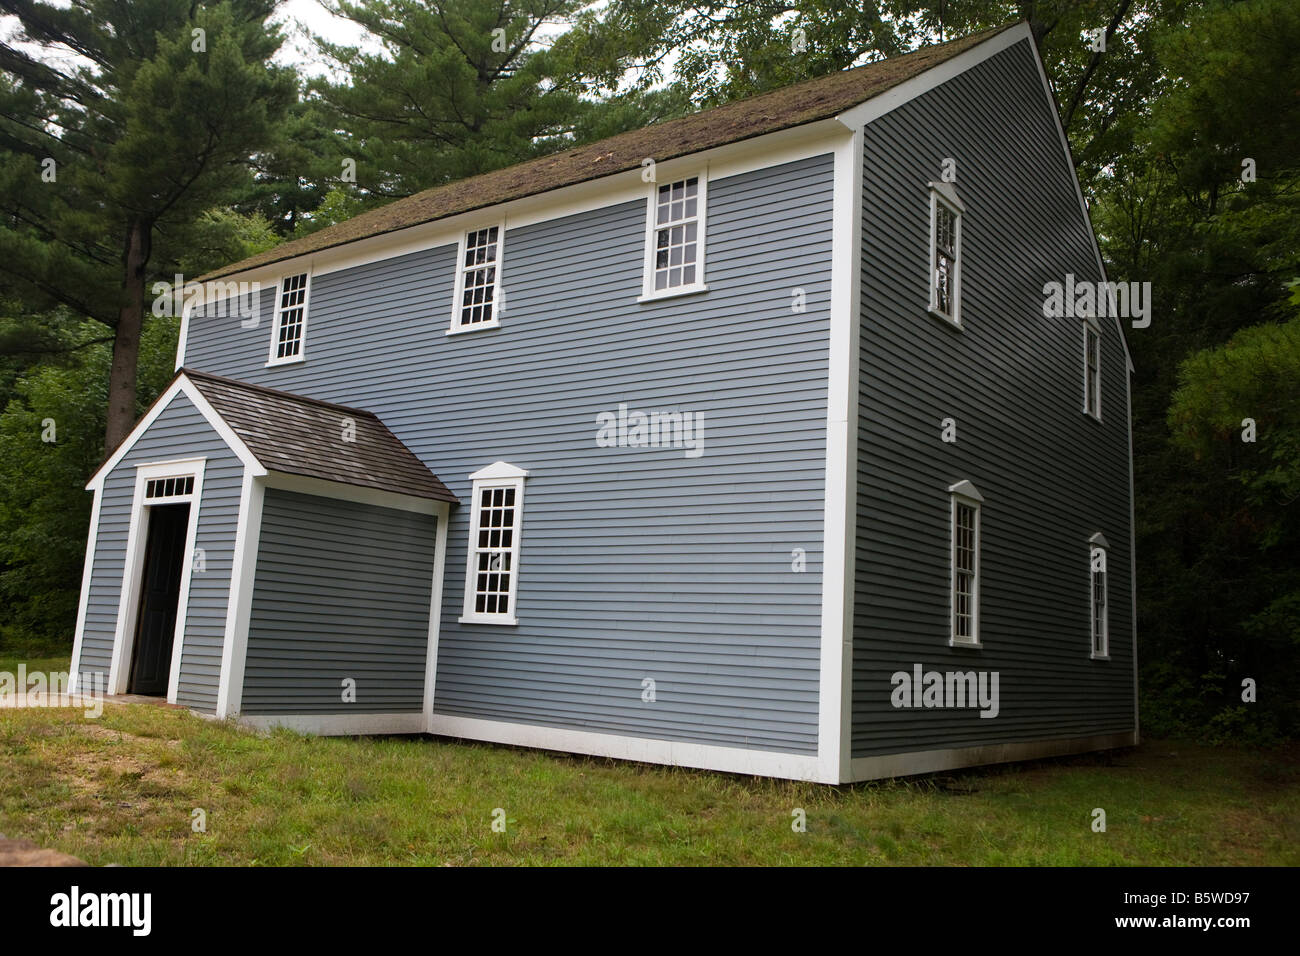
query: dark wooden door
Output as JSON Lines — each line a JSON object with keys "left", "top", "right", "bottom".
{"left": 129, "top": 503, "right": 190, "bottom": 695}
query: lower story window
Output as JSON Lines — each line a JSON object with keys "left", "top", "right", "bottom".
{"left": 460, "top": 461, "right": 528, "bottom": 624}
{"left": 949, "top": 480, "right": 984, "bottom": 646}
{"left": 1090, "top": 537, "right": 1109, "bottom": 657}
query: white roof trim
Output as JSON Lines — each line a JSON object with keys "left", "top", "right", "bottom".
{"left": 948, "top": 479, "right": 984, "bottom": 502}
{"left": 468, "top": 460, "right": 529, "bottom": 481}
{"left": 835, "top": 21, "right": 1134, "bottom": 375}
{"left": 86, "top": 373, "right": 265, "bottom": 491}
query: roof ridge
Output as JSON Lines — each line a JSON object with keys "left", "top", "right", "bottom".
{"left": 199, "top": 22, "right": 1020, "bottom": 282}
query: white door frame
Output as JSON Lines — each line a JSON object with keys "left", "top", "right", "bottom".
{"left": 107, "top": 458, "right": 206, "bottom": 701}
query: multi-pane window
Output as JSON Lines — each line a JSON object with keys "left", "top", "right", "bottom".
{"left": 1090, "top": 544, "right": 1108, "bottom": 657}
{"left": 270, "top": 273, "right": 308, "bottom": 363}
{"left": 145, "top": 475, "right": 194, "bottom": 500}
{"left": 1084, "top": 323, "right": 1102, "bottom": 418}
{"left": 929, "top": 185, "right": 963, "bottom": 325}
{"left": 949, "top": 480, "right": 983, "bottom": 645}
{"left": 461, "top": 462, "right": 527, "bottom": 624}
{"left": 453, "top": 226, "right": 501, "bottom": 330}
{"left": 646, "top": 176, "right": 704, "bottom": 294}
{"left": 471, "top": 485, "right": 516, "bottom": 614}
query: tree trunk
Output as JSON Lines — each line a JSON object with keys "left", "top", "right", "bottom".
{"left": 105, "top": 218, "right": 152, "bottom": 452}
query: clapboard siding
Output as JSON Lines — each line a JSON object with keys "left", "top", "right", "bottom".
{"left": 78, "top": 393, "right": 243, "bottom": 712}
{"left": 851, "top": 38, "right": 1135, "bottom": 757}
{"left": 183, "top": 154, "right": 834, "bottom": 753}
{"left": 240, "top": 490, "right": 436, "bottom": 714}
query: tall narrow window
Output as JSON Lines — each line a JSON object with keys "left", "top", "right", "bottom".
{"left": 449, "top": 225, "right": 503, "bottom": 332}
{"left": 949, "top": 480, "right": 983, "bottom": 646}
{"left": 1090, "top": 534, "right": 1109, "bottom": 658}
{"left": 269, "top": 272, "right": 309, "bottom": 364}
{"left": 643, "top": 174, "right": 706, "bottom": 297}
{"left": 929, "top": 183, "right": 964, "bottom": 326}
{"left": 460, "top": 461, "right": 528, "bottom": 625}
{"left": 1084, "top": 321, "right": 1102, "bottom": 419}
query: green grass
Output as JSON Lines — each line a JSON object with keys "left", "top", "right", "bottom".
{"left": 0, "top": 654, "right": 70, "bottom": 678}
{"left": 0, "top": 700, "right": 1296, "bottom": 866}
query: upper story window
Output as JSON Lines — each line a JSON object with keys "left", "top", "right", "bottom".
{"left": 449, "top": 225, "right": 503, "bottom": 333}
{"left": 268, "top": 272, "right": 309, "bottom": 365}
{"left": 928, "top": 182, "right": 964, "bottom": 326}
{"left": 1090, "top": 533, "right": 1109, "bottom": 658}
{"left": 948, "top": 479, "right": 983, "bottom": 646}
{"left": 459, "top": 461, "right": 528, "bottom": 625}
{"left": 641, "top": 174, "right": 707, "bottom": 299}
{"left": 1084, "top": 320, "right": 1102, "bottom": 419}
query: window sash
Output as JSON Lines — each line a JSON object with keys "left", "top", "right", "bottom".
{"left": 145, "top": 475, "right": 194, "bottom": 500}
{"left": 1085, "top": 326, "right": 1101, "bottom": 417}
{"left": 930, "top": 192, "right": 962, "bottom": 322}
{"left": 1091, "top": 549, "right": 1108, "bottom": 656}
{"left": 455, "top": 227, "right": 501, "bottom": 329}
{"left": 951, "top": 499, "right": 979, "bottom": 643}
{"left": 644, "top": 175, "right": 705, "bottom": 296}
{"left": 271, "top": 273, "right": 309, "bottom": 362}
{"left": 462, "top": 477, "right": 523, "bottom": 621}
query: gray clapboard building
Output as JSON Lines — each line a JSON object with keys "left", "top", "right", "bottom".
{"left": 70, "top": 22, "right": 1137, "bottom": 783}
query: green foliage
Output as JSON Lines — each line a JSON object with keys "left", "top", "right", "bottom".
{"left": 1169, "top": 318, "right": 1300, "bottom": 509}
{"left": 0, "top": 318, "right": 177, "bottom": 651}
{"left": 306, "top": 0, "right": 660, "bottom": 201}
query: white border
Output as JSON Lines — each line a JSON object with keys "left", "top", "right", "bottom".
{"left": 446, "top": 221, "right": 506, "bottom": 335}
{"left": 948, "top": 481, "right": 983, "bottom": 648}
{"left": 1083, "top": 318, "right": 1102, "bottom": 420}
{"left": 928, "top": 184, "right": 964, "bottom": 327}
{"left": 262, "top": 471, "right": 445, "bottom": 515}
{"left": 848, "top": 730, "right": 1137, "bottom": 782}
{"left": 639, "top": 171, "right": 709, "bottom": 301}
{"left": 816, "top": 128, "right": 862, "bottom": 784}
{"left": 1089, "top": 542, "right": 1109, "bottom": 660}
{"left": 214, "top": 471, "right": 264, "bottom": 717}
{"left": 240, "top": 713, "right": 426, "bottom": 735}
{"left": 422, "top": 502, "right": 452, "bottom": 718}
{"left": 266, "top": 272, "right": 311, "bottom": 366}
{"left": 459, "top": 461, "right": 527, "bottom": 626}
{"left": 106, "top": 457, "right": 206, "bottom": 700}
{"left": 835, "top": 21, "right": 1134, "bottom": 374}
{"left": 428, "top": 714, "right": 826, "bottom": 781}
{"left": 87, "top": 375, "right": 263, "bottom": 492}
{"left": 186, "top": 121, "right": 847, "bottom": 303}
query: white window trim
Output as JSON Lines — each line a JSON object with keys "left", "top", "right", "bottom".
{"left": 948, "top": 479, "right": 983, "bottom": 647}
{"left": 459, "top": 461, "right": 528, "bottom": 625}
{"left": 447, "top": 222, "right": 506, "bottom": 335}
{"left": 638, "top": 172, "right": 708, "bottom": 302}
{"left": 266, "top": 272, "right": 311, "bottom": 366}
{"left": 927, "top": 181, "right": 964, "bottom": 328}
{"left": 107, "top": 458, "right": 207, "bottom": 703}
{"left": 1089, "top": 532, "right": 1110, "bottom": 660}
{"left": 1083, "top": 317, "right": 1103, "bottom": 421}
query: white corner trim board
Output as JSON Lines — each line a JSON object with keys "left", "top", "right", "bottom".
{"left": 421, "top": 503, "right": 452, "bottom": 719}
{"left": 427, "top": 714, "right": 828, "bottom": 782}
{"left": 214, "top": 471, "right": 265, "bottom": 718}
{"left": 817, "top": 126, "right": 864, "bottom": 784}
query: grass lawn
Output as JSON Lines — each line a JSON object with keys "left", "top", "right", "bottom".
{"left": 1, "top": 690, "right": 1296, "bottom": 866}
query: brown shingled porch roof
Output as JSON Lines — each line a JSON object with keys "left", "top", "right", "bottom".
{"left": 183, "top": 369, "right": 457, "bottom": 504}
